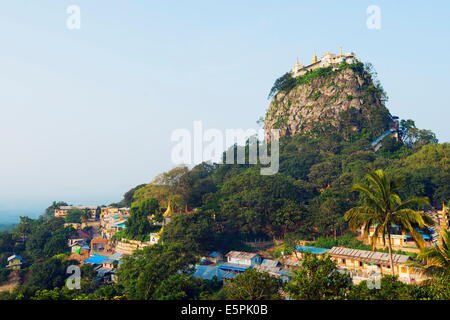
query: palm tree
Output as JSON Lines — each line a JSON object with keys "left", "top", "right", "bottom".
{"left": 344, "top": 169, "right": 433, "bottom": 275}
{"left": 416, "top": 230, "right": 450, "bottom": 277}
{"left": 81, "top": 208, "right": 92, "bottom": 222}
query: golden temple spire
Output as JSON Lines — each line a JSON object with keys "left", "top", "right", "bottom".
{"left": 312, "top": 51, "right": 318, "bottom": 64}
{"left": 163, "top": 200, "right": 174, "bottom": 218}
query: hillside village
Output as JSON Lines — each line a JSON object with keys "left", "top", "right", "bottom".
{"left": 4, "top": 200, "right": 445, "bottom": 288}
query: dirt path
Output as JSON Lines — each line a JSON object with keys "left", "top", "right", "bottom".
{"left": 0, "top": 271, "right": 20, "bottom": 293}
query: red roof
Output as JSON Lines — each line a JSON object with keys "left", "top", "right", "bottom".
{"left": 91, "top": 238, "right": 109, "bottom": 244}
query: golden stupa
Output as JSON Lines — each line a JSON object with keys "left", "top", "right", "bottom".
{"left": 163, "top": 200, "right": 174, "bottom": 218}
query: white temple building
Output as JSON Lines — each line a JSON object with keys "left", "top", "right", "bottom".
{"left": 291, "top": 48, "right": 359, "bottom": 77}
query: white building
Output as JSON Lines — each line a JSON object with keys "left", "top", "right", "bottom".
{"left": 225, "top": 251, "right": 261, "bottom": 267}
{"left": 291, "top": 49, "right": 359, "bottom": 77}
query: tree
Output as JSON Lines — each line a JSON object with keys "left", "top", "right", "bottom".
{"left": 65, "top": 208, "right": 83, "bottom": 223}
{"left": 416, "top": 230, "right": 450, "bottom": 277}
{"left": 80, "top": 208, "right": 92, "bottom": 222}
{"left": 399, "top": 119, "right": 438, "bottom": 148}
{"left": 285, "top": 253, "right": 352, "bottom": 300}
{"left": 348, "top": 275, "right": 412, "bottom": 300}
{"left": 161, "top": 210, "right": 216, "bottom": 253}
{"left": 15, "top": 216, "right": 35, "bottom": 240}
{"left": 268, "top": 72, "right": 296, "bottom": 98}
{"left": 344, "top": 169, "right": 433, "bottom": 275}
{"left": 24, "top": 217, "right": 73, "bottom": 260}
{"left": 25, "top": 258, "right": 77, "bottom": 291}
{"left": 117, "top": 243, "right": 197, "bottom": 300}
{"left": 153, "top": 274, "right": 203, "bottom": 300}
{"left": 125, "top": 198, "right": 159, "bottom": 240}
{"left": 43, "top": 232, "right": 70, "bottom": 258}
{"left": 222, "top": 269, "right": 282, "bottom": 300}
{"left": 217, "top": 169, "right": 308, "bottom": 238}
{"left": 309, "top": 192, "right": 349, "bottom": 239}
{"left": 134, "top": 166, "right": 191, "bottom": 211}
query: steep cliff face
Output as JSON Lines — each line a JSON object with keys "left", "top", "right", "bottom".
{"left": 264, "top": 64, "right": 392, "bottom": 140}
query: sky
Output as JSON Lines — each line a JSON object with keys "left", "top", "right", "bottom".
{"left": 0, "top": 0, "right": 449, "bottom": 222}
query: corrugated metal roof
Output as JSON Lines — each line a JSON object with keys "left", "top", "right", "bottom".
{"left": 329, "top": 247, "right": 410, "bottom": 265}
{"left": 193, "top": 265, "right": 236, "bottom": 281}
{"left": 219, "top": 262, "right": 250, "bottom": 272}
{"left": 109, "top": 252, "right": 125, "bottom": 260}
{"left": 225, "top": 251, "right": 259, "bottom": 260}
{"left": 261, "top": 259, "right": 279, "bottom": 268}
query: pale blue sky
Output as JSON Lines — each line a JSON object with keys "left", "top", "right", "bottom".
{"left": 0, "top": 0, "right": 449, "bottom": 222}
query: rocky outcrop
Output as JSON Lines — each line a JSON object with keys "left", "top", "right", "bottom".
{"left": 264, "top": 65, "right": 392, "bottom": 140}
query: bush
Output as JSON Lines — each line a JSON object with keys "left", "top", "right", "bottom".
{"left": 268, "top": 73, "right": 297, "bottom": 98}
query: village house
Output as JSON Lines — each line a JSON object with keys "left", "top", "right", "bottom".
{"left": 328, "top": 246, "right": 427, "bottom": 284}
{"left": 100, "top": 209, "right": 129, "bottom": 239}
{"left": 6, "top": 255, "right": 25, "bottom": 270}
{"left": 193, "top": 265, "right": 236, "bottom": 282}
{"left": 149, "top": 232, "right": 161, "bottom": 245}
{"left": 204, "top": 251, "right": 224, "bottom": 264}
{"left": 69, "top": 229, "right": 93, "bottom": 243}
{"left": 90, "top": 252, "right": 125, "bottom": 283}
{"left": 54, "top": 205, "right": 98, "bottom": 219}
{"left": 90, "top": 238, "right": 110, "bottom": 254}
{"left": 218, "top": 251, "right": 262, "bottom": 273}
{"left": 360, "top": 224, "right": 433, "bottom": 251}
{"left": 101, "top": 207, "right": 119, "bottom": 216}
{"left": 293, "top": 246, "right": 330, "bottom": 259}
{"left": 102, "top": 220, "right": 127, "bottom": 239}
{"left": 100, "top": 207, "right": 130, "bottom": 217}
{"left": 283, "top": 246, "right": 329, "bottom": 269}
{"left": 226, "top": 251, "right": 261, "bottom": 266}
{"left": 423, "top": 204, "right": 449, "bottom": 244}
{"left": 64, "top": 222, "right": 82, "bottom": 229}
{"left": 68, "top": 239, "right": 89, "bottom": 254}
{"left": 253, "top": 259, "right": 292, "bottom": 282}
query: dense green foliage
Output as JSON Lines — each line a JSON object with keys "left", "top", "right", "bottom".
{"left": 345, "top": 169, "right": 432, "bottom": 273}
{"left": 220, "top": 269, "right": 282, "bottom": 300}
{"left": 116, "top": 242, "right": 197, "bottom": 300}
{"left": 285, "top": 253, "right": 352, "bottom": 300}
{"left": 124, "top": 198, "right": 159, "bottom": 241}
{"left": 161, "top": 210, "right": 216, "bottom": 253}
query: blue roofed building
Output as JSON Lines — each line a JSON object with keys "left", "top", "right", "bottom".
{"left": 6, "top": 255, "right": 25, "bottom": 270}
{"left": 218, "top": 251, "right": 262, "bottom": 273}
{"left": 193, "top": 265, "right": 236, "bottom": 282}
{"left": 295, "top": 246, "right": 330, "bottom": 255}
{"left": 84, "top": 255, "right": 109, "bottom": 265}
{"left": 283, "top": 246, "right": 330, "bottom": 269}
